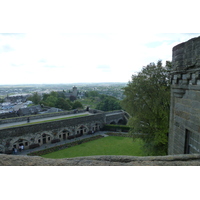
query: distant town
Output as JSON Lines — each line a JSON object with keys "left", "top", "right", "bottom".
{"left": 0, "top": 83, "right": 126, "bottom": 117}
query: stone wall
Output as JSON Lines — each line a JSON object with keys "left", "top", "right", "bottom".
{"left": 0, "top": 113, "right": 105, "bottom": 153}
{"left": 169, "top": 36, "right": 200, "bottom": 155}
{"left": 0, "top": 109, "right": 97, "bottom": 125}
{"left": 1, "top": 154, "right": 200, "bottom": 166}
{"left": 105, "top": 111, "right": 127, "bottom": 124}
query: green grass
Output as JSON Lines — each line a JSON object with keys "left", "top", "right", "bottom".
{"left": 41, "top": 136, "right": 146, "bottom": 159}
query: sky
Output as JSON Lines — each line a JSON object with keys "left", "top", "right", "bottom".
{"left": 0, "top": 1, "right": 200, "bottom": 85}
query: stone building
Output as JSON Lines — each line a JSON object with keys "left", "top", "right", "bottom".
{"left": 168, "top": 36, "right": 200, "bottom": 155}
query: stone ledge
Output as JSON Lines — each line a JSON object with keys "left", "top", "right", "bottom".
{"left": 1, "top": 154, "right": 200, "bottom": 166}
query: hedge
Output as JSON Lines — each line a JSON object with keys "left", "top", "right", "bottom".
{"left": 29, "top": 143, "right": 40, "bottom": 149}
{"left": 102, "top": 125, "right": 132, "bottom": 132}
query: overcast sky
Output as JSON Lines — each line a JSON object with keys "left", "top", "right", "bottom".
{"left": 0, "top": 1, "right": 199, "bottom": 85}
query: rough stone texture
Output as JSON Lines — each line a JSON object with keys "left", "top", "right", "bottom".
{"left": 0, "top": 110, "right": 127, "bottom": 153}
{"left": 1, "top": 154, "right": 200, "bottom": 166}
{"left": 0, "top": 109, "right": 100, "bottom": 125}
{"left": 172, "top": 36, "right": 200, "bottom": 71}
{"left": 0, "top": 113, "right": 105, "bottom": 153}
{"left": 169, "top": 36, "right": 200, "bottom": 155}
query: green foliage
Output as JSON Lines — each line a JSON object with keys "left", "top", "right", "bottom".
{"left": 102, "top": 124, "right": 131, "bottom": 132}
{"left": 121, "top": 60, "right": 170, "bottom": 156}
{"left": 72, "top": 101, "right": 84, "bottom": 109}
{"left": 56, "top": 97, "right": 72, "bottom": 110}
{"left": 28, "top": 92, "right": 41, "bottom": 104}
{"left": 85, "top": 91, "right": 100, "bottom": 98}
{"left": 45, "top": 96, "right": 57, "bottom": 107}
{"left": 96, "top": 96, "right": 122, "bottom": 111}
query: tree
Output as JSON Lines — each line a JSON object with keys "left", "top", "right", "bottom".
{"left": 28, "top": 92, "right": 41, "bottom": 104}
{"left": 121, "top": 60, "right": 171, "bottom": 155}
{"left": 96, "top": 95, "right": 122, "bottom": 111}
{"left": 85, "top": 91, "right": 99, "bottom": 98}
{"left": 45, "top": 96, "right": 57, "bottom": 107}
{"left": 56, "top": 97, "right": 72, "bottom": 110}
{"left": 72, "top": 101, "right": 84, "bottom": 109}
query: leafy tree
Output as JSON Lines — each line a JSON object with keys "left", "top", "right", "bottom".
{"left": 96, "top": 96, "right": 122, "bottom": 111}
{"left": 42, "top": 93, "right": 50, "bottom": 101}
{"left": 0, "top": 98, "right": 4, "bottom": 103}
{"left": 56, "top": 97, "right": 72, "bottom": 110}
{"left": 72, "top": 101, "right": 84, "bottom": 109}
{"left": 45, "top": 96, "right": 57, "bottom": 107}
{"left": 85, "top": 91, "right": 100, "bottom": 98}
{"left": 28, "top": 92, "right": 41, "bottom": 104}
{"left": 49, "top": 91, "right": 58, "bottom": 98}
{"left": 121, "top": 60, "right": 171, "bottom": 156}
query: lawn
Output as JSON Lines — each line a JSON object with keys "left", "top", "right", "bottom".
{"left": 41, "top": 136, "right": 146, "bottom": 159}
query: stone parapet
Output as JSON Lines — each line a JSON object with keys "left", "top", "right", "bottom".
{"left": 1, "top": 154, "right": 200, "bottom": 166}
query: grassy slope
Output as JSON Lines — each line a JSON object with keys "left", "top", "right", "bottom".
{"left": 42, "top": 136, "right": 146, "bottom": 159}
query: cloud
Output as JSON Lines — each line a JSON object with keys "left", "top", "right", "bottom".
{"left": 0, "top": 45, "right": 14, "bottom": 53}
{"left": 97, "top": 65, "right": 111, "bottom": 72}
{"left": 0, "top": 33, "right": 200, "bottom": 84}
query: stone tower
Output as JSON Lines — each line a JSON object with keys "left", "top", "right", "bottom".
{"left": 72, "top": 86, "right": 78, "bottom": 97}
{"left": 168, "top": 36, "right": 200, "bottom": 155}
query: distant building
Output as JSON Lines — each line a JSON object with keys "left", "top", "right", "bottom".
{"left": 4, "top": 94, "right": 29, "bottom": 103}
{"left": 17, "top": 105, "right": 43, "bottom": 116}
{"left": 58, "top": 86, "right": 78, "bottom": 101}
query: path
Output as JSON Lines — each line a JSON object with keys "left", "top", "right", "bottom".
{"left": 0, "top": 112, "right": 91, "bottom": 129}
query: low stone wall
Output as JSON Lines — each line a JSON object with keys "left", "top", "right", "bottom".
{"left": 0, "top": 109, "right": 88, "bottom": 125}
{"left": 1, "top": 154, "right": 200, "bottom": 166}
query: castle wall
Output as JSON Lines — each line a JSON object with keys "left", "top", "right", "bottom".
{"left": 168, "top": 36, "right": 200, "bottom": 155}
{"left": 0, "top": 113, "right": 105, "bottom": 153}
{"left": 0, "top": 110, "right": 127, "bottom": 153}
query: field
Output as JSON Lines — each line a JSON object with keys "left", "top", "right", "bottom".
{"left": 41, "top": 136, "right": 146, "bottom": 159}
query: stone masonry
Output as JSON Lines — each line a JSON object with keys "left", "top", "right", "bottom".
{"left": 168, "top": 36, "right": 200, "bottom": 155}
{"left": 0, "top": 110, "right": 127, "bottom": 153}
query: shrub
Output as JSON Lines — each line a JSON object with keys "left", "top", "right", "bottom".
{"left": 51, "top": 139, "right": 61, "bottom": 144}
{"left": 29, "top": 143, "right": 40, "bottom": 149}
{"left": 67, "top": 135, "right": 75, "bottom": 140}
{"left": 102, "top": 125, "right": 131, "bottom": 132}
{"left": 76, "top": 133, "right": 82, "bottom": 138}
{"left": 5, "top": 150, "right": 13, "bottom": 154}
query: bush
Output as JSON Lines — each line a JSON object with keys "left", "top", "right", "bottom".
{"left": 5, "top": 150, "right": 13, "bottom": 154}
{"left": 102, "top": 125, "right": 131, "bottom": 132}
{"left": 67, "top": 135, "right": 75, "bottom": 140}
{"left": 76, "top": 133, "right": 82, "bottom": 138}
{"left": 87, "top": 131, "right": 92, "bottom": 135}
{"left": 51, "top": 139, "right": 61, "bottom": 144}
{"left": 29, "top": 143, "right": 40, "bottom": 149}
